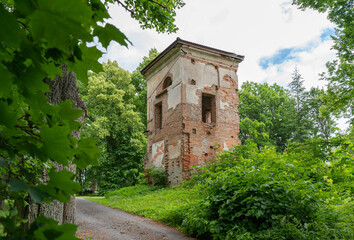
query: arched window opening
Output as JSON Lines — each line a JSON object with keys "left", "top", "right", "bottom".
{"left": 163, "top": 77, "right": 172, "bottom": 89}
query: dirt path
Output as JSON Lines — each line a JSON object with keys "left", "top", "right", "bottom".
{"left": 76, "top": 197, "right": 196, "bottom": 240}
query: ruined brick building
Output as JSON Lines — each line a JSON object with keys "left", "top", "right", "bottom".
{"left": 141, "top": 38, "right": 244, "bottom": 185}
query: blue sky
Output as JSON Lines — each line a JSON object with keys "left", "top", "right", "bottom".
{"left": 259, "top": 28, "right": 334, "bottom": 70}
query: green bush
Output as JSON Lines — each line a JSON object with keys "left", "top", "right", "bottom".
{"left": 181, "top": 142, "right": 353, "bottom": 239}
{"left": 145, "top": 166, "right": 168, "bottom": 187}
{"left": 85, "top": 140, "right": 352, "bottom": 240}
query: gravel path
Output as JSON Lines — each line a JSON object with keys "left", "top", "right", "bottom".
{"left": 76, "top": 197, "right": 196, "bottom": 240}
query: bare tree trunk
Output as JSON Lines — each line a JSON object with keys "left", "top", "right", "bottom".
{"left": 28, "top": 65, "right": 87, "bottom": 225}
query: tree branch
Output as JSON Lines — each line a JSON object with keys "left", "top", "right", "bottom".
{"left": 15, "top": 125, "right": 42, "bottom": 142}
{"left": 147, "top": 0, "right": 170, "bottom": 12}
{"left": 116, "top": 0, "right": 135, "bottom": 15}
{"left": 116, "top": 0, "right": 170, "bottom": 13}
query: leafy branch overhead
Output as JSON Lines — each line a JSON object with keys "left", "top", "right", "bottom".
{"left": 114, "top": 0, "right": 185, "bottom": 32}
{"left": 0, "top": 0, "right": 184, "bottom": 238}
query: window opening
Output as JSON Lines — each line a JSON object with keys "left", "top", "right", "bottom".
{"left": 163, "top": 77, "right": 172, "bottom": 89}
{"left": 155, "top": 102, "right": 162, "bottom": 130}
{"left": 202, "top": 94, "right": 216, "bottom": 124}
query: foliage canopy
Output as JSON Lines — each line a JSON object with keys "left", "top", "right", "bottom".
{"left": 79, "top": 61, "right": 146, "bottom": 193}
{"left": 0, "top": 0, "right": 184, "bottom": 238}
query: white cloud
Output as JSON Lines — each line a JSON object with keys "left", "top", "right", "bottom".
{"left": 104, "top": 0, "right": 335, "bottom": 92}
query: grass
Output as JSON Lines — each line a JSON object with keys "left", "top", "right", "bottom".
{"left": 82, "top": 184, "right": 203, "bottom": 228}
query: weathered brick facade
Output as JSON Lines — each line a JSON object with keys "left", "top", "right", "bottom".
{"left": 141, "top": 38, "right": 244, "bottom": 185}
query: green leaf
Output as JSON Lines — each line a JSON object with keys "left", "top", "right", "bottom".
{"left": 20, "top": 66, "right": 49, "bottom": 93}
{"left": 90, "top": 0, "right": 110, "bottom": 22}
{"left": 9, "top": 179, "right": 29, "bottom": 192}
{"left": 41, "top": 169, "right": 80, "bottom": 202}
{"left": 94, "top": 23, "right": 130, "bottom": 49}
{"left": 29, "top": 12, "right": 84, "bottom": 52}
{"left": 74, "top": 138, "right": 100, "bottom": 169}
{"left": 58, "top": 100, "right": 83, "bottom": 129}
{"left": 40, "top": 126, "right": 72, "bottom": 165}
{"left": 0, "top": 3, "right": 20, "bottom": 48}
{"left": 29, "top": 0, "right": 92, "bottom": 51}
{"left": 14, "top": 0, "right": 37, "bottom": 16}
{"left": 0, "top": 100, "right": 18, "bottom": 128}
{"left": 41, "top": 62, "right": 63, "bottom": 80}
{"left": 33, "top": 216, "right": 79, "bottom": 240}
{"left": 68, "top": 45, "right": 102, "bottom": 84}
{"left": 28, "top": 187, "right": 50, "bottom": 204}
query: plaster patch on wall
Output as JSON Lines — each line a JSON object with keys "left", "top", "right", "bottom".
{"left": 152, "top": 140, "right": 164, "bottom": 167}
{"left": 219, "top": 68, "right": 237, "bottom": 88}
{"left": 168, "top": 140, "right": 181, "bottom": 159}
{"left": 171, "top": 58, "right": 181, "bottom": 88}
{"left": 186, "top": 87, "right": 199, "bottom": 104}
{"left": 193, "top": 138, "right": 209, "bottom": 156}
{"left": 203, "top": 64, "right": 218, "bottom": 86}
{"left": 168, "top": 84, "right": 181, "bottom": 110}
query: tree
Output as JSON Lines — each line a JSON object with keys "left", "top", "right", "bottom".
{"left": 80, "top": 61, "right": 146, "bottom": 193}
{"left": 131, "top": 48, "right": 160, "bottom": 126}
{"left": 239, "top": 117, "right": 270, "bottom": 148}
{"left": 239, "top": 82, "right": 296, "bottom": 151}
{"left": 0, "top": 0, "right": 184, "bottom": 238}
{"left": 292, "top": 0, "right": 354, "bottom": 123}
{"left": 288, "top": 67, "right": 311, "bottom": 142}
{"left": 306, "top": 87, "right": 337, "bottom": 139}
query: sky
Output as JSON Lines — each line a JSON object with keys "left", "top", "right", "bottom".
{"left": 99, "top": 0, "right": 336, "bottom": 91}
{"left": 96, "top": 0, "right": 351, "bottom": 130}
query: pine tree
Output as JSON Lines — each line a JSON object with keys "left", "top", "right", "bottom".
{"left": 288, "top": 67, "right": 311, "bottom": 142}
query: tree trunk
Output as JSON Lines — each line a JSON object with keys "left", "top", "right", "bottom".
{"left": 28, "top": 65, "right": 87, "bottom": 225}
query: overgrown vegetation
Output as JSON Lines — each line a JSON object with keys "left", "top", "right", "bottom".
{"left": 86, "top": 136, "right": 353, "bottom": 239}
{"left": 1, "top": 0, "right": 352, "bottom": 239}
{"left": 80, "top": 2, "right": 353, "bottom": 239}
{"left": 77, "top": 61, "right": 146, "bottom": 194}
{"left": 182, "top": 140, "right": 353, "bottom": 239}
{"left": 77, "top": 49, "right": 160, "bottom": 194}
{"left": 84, "top": 185, "right": 203, "bottom": 227}
{"left": 145, "top": 166, "right": 169, "bottom": 187}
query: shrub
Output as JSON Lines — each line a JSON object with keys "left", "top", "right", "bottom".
{"left": 181, "top": 142, "right": 353, "bottom": 239}
{"left": 145, "top": 166, "right": 168, "bottom": 187}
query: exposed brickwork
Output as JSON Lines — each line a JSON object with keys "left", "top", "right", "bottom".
{"left": 144, "top": 41, "right": 243, "bottom": 185}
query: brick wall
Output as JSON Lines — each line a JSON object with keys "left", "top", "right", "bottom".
{"left": 145, "top": 45, "right": 241, "bottom": 185}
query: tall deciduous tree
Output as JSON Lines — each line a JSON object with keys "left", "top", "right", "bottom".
{"left": 0, "top": 0, "right": 184, "bottom": 238}
{"left": 239, "top": 82, "right": 296, "bottom": 151}
{"left": 131, "top": 48, "right": 160, "bottom": 126}
{"left": 292, "top": 0, "right": 354, "bottom": 123}
{"left": 306, "top": 87, "right": 337, "bottom": 139}
{"left": 80, "top": 61, "right": 146, "bottom": 193}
